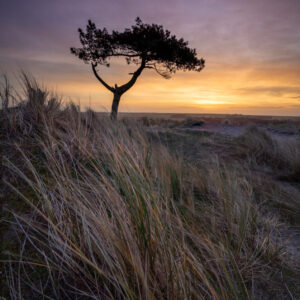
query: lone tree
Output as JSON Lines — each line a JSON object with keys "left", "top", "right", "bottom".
{"left": 71, "top": 18, "right": 205, "bottom": 120}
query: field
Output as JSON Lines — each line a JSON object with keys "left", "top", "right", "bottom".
{"left": 1, "top": 75, "right": 300, "bottom": 299}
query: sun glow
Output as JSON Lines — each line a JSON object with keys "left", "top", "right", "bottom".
{"left": 194, "top": 100, "right": 231, "bottom": 105}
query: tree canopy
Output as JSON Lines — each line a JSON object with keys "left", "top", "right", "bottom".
{"left": 71, "top": 17, "right": 205, "bottom": 119}
{"left": 71, "top": 17, "right": 205, "bottom": 78}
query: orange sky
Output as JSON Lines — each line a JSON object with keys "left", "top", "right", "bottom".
{"left": 57, "top": 58, "right": 300, "bottom": 116}
{"left": 1, "top": 0, "right": 300, "bottom": 116}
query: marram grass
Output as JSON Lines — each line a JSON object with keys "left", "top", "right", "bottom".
{"left": 1, "top": 74, "right": 299, "bottom": 299}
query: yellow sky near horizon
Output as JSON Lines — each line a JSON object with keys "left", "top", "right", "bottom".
{"left": 43, "top": 58, "right": 300, "bottom": 116}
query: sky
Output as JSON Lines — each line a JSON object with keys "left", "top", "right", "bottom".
{"left": 0, "top": 0, "right": 300, "bottom": 116}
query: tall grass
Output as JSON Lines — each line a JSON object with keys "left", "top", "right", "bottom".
{"left": 1, "top": 74, "right": 299, "bottom": 299}
{"left": 236, "top": 125, "right": 300, "bottom": 172}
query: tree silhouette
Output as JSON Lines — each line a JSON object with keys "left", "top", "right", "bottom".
{"left": 71, "top": 17, "right": 205, "bottom": 120}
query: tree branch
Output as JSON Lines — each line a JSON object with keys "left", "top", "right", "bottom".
{"left": 110, "top": 53, "right": 140, "bottom": 57}
{"left": 119, "top": 59, "right": 146, "bottom": 94}
{"left": 128, "top": 66, "right": 152, "bottom": 74}
{"left": 150, "top": 63, "right": 172, "bottom": 79}
{"left": 91, "top": 63, "right": 115, "bottom": 93}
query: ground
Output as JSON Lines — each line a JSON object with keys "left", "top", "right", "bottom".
{"left": 118, "top": 113, "right": 300, "bottom": 261}
{"left": 2, "top": 97, "right": 300, "bottom": 299}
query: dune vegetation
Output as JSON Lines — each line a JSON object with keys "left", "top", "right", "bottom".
{"left": 1, "top": 74, "right": 300, "bottom": 299}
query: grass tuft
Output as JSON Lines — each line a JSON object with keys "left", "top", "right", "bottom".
{"left": 1, "top": 74, "right": 299, "bottom": 299}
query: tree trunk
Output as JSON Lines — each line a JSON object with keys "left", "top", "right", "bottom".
{"left": 91, "top": 61, "right": 146, "bottom": 121}
{"left": 110, "top": 92, "right": 121, "bottom": 120}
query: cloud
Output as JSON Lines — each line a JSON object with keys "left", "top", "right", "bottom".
{"left": 290, "top": 96, "right": 300, "bottom": 100}
{"left": 1, "top": 0, "right": 300, "bottom": 116}
{"left": 237, "top": 86, "right": 300, "bottom": 97}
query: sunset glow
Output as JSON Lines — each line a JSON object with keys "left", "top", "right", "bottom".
{"left": 1, "top": 0, "right": 299, "bottom": 115}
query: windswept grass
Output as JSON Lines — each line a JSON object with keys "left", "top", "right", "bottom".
{"left": 235, "top": 125, "right": 300, "bottom": 171}
{"left": 1, "top": 74, "right": 299, "bottom": 299}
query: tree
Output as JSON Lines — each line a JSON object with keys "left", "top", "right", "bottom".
{"left": 71, "top": 17, "right": 205, "bottom": 120}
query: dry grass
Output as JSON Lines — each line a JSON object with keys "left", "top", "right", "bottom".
{"left": 1, "top": 74, "right": 299, "bottom": 299}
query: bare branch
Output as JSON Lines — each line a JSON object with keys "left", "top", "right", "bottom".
{"left": 91, "top": 64, "right": 115, "bottom": 93}
{"left": 119, "top": 59, "right": 146, "bottom": 94}
{"left": 110, "top": 53, "right": 140, "bottom": 58}
{"left": 153, "top": 64, "right": 172, "bottom": 79}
